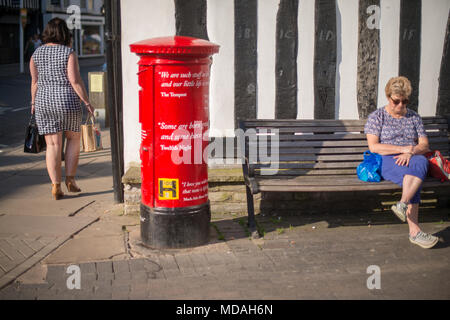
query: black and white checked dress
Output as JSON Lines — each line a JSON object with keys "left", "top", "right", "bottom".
{"left": 32, "top": 44, "right": 82, "bottom": 135}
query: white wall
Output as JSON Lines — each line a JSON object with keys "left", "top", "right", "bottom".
{"left": 336, "top": 0, "right": 359, "bottom": 119}
{"left": 257, "top": 0, "right": 278, "bottom": 119}
{"left": 121, "top": 0, "right": 450, "bottom": 169}
{"left": 297, "top": 0, "right": 315, "bottom": 119}
{"left": 377, "top": 0, "right": 401, "bottom": 109}
{"left": 419, "top": 0, "right": 450, "bottom": 116}
{"left": 121, "top": 0, "right": 175, "bottom": 170}
{"left": 207, "top": 0, "right": 235, "bottom": 138}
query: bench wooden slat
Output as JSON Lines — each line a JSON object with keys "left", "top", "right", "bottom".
{"left": 249, "top": 140, "right": 449, "bottom": 153}
{"left": 422, "top": 118, "right": 449, "bottom": 124}
{"left": 256, "top": 131, "right": 447, "bottom": 141}
{"left": 247, "top": 135, "right": 448, "bottom": 155}
{"left": 290, "top": 147, "right": 367, "bottom": 154}
{"left": 254, "top": 130, "right": 447, "bottom": 139}
{"left": 250, "top": 150, "right": 367, "bottom": 158}
{"left": 249, "top": 140, "right": 368, "bottom": 148}
{"left": 428, "top": 137, "right": 450, "bottom": 144}
{"left": 253, "top": 139, "right": 446, "bottom": 150}
{"left": 277, "top": 133, "right": 367, "bottom": 140}
{"left": 255, "top": 169, "right": 356, "bottom": 176}
{"left": 243, "top": 116, "right": 448, "bottom": 127}
{"left": 253, "top": 154, "right": 450, "bottom": 173}
{"left": 248, "top": 126, "right": 448, "bottom": 135}
{"left": 255, "top": 174, "right": 438, "bottom": 185}
{"left": 256, "top": 180, "right": 445, "bottom": 192}
{"left": 251, "top": 127, "right": 448, "bottom": 136}
{"left": 249, "top": 140, "right": 447, "bottom": 151}
{"left": 252, "top": 161, "right": 359, "bottom": 168}
{"left": 425, "top": 131, "right": 450, "bottom": 137}
{"left": 423, "top": 124, "right": 449, "bottom": 130}
{"left": 246, "top": 121, "right": 449, "bottom": 129}
{"left": 428, "top": 144, "right": 450, "bottom": 153}
{"left": 244, "top": 120, "right": 367, "bottom": 127}
{"left": 270, "top": 127, "right": 366, "bottom": 133}
{"left": 254, "top": 163, "right": 360, "bottom": 170}
{"left": 254, "top": 169, "right": 358, "bottom": 176}
{"left": 257, "top": 174, "right": 364, "bottom": 182}
{"left": 246, "top": 126, "right": 447, "bottom": 132}
{"left": 252, "top": 154, "right": 365, "bottom": 162}
{"left": 252, "top": 175, "right": 444, "bottom": 190}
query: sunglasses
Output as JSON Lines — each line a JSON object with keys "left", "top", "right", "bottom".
{"left": 390, "top": 97, "right": 409, "bottom": 105}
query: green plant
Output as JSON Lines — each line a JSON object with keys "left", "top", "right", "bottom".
{"left": 256, "top": 221, "right": 266, "bottom": 238}
{"left": 238, "top": 218, "right": 251, "bottom": 237}
{"left": 270, "top": 217, "right": 282, "bottom": 224}
{"left": 211, "top": 223, "right": 225, "bottom": 241}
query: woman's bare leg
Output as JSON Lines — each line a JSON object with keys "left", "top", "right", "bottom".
{"left": 406, "top": 203, "right": 421, "bottom": 237}
{"left": 399, "top": 175, "right": 423, "bottom": 237}
{"left": 45, "top": 132, "right": 63, "bottom": 184}
{"left": 64, "top": 130, "right": 81, "bottom": 176}
{"left": 400, "top": 175, "right": 422, "bottom": 204}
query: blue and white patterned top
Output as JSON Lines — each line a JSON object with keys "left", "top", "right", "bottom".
{"left": 364, "top": 107, "right": 427, "bottom": 146}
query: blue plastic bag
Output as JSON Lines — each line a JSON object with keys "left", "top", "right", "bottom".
{"left": 357, "top": 151, "right": 383, "bottom": 182}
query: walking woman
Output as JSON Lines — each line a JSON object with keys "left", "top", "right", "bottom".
{"left": 30, "top": 18, "right": 94, "bottom": 200}
{"left": 364, "top": 76, "right": 438, "bottom": 249}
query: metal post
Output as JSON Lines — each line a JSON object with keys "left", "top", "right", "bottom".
{"left": 100, "top": 24, "right": 105, "bottom": 55}
{"left": 105, "top": 0, "right": 124, "bottom": 203}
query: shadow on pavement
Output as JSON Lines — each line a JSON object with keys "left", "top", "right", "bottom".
{"left": 433, "top": 227, "right": 450, "bottom": 249}
{"left": 0, "top": 156, "right": 113, "bottom": 200}
{"left": 211, "top": 204, "right": 450, "bottom": 244}
{"left": 62, "top": 189, "right": 114, "bottom": 199}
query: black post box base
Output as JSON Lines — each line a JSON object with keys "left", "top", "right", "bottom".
{"left": 140, "top": 201, "right": 211, "bottom": 249}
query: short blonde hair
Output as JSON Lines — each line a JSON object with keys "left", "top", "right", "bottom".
{"left": 385, "top": 76, "right": 412, "bottom": 98}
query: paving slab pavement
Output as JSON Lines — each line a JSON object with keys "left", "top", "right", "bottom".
{"left": 0, "top": 128, "right": 115, "bottom": 290}
{"left": 0, "top": 214, "right": 100, "bottom": 290}
{"left": 1, "top": 209, "right": 449, "bottom": 300}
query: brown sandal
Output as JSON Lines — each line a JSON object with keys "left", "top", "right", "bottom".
{"left": 65, "top": 176, "right": 81, "bottom": 193}
{"left": 51, "top": 183, "right": 64, "bottom": 200}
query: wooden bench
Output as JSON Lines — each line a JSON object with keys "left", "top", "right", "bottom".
{"left": 239, "top": 116, "right": 450, "bottom": 236}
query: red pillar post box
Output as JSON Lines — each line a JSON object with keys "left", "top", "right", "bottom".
{"left": 130, "top": 36, "right": 219, "bottom": 248}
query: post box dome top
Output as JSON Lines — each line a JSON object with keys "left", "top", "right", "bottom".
{"left": 130, "top": 36, "right": 219, "bottom": 56}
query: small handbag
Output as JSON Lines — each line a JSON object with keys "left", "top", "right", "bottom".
{"left": 81, "top": 114, "right": 103, "bottom": 152}
{"left": 357, "top": 151, "right": 383, "bottom": 182}
{"left": 24, "top": 114, "right": 46, "bottom": 153}
{"left": 425, "top": 150, "right": 449, "bottom": 182}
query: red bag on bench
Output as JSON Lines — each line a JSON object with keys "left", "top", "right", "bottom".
{"left": 425, "top": 150, "right": 450, "bottom": 182}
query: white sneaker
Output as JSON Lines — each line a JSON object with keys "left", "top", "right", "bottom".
{"left": 391, "top": 202, "right": 407, "bottom": 223}
{"left": 409, "top": 231, "right": 439, "bottom": 249}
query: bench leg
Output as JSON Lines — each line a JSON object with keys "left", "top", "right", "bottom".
{"left": 245, "top": 185, "right": 259, "bottom": 239}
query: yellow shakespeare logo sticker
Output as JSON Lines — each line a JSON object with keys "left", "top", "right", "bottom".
{"left": 158, "top": 178, "right": 179, "bottom": 200}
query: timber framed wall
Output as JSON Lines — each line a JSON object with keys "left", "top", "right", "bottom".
{"left": 121, "top": 0, "right": 450, "bottom": 169}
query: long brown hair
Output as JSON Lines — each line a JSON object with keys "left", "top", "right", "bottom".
{"left": 42, "top": 18, "right": 71, "bottom": 46}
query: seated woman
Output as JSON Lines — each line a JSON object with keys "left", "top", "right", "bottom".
{"left": 364, "top": 76, "right": 438, "bottom": 249}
